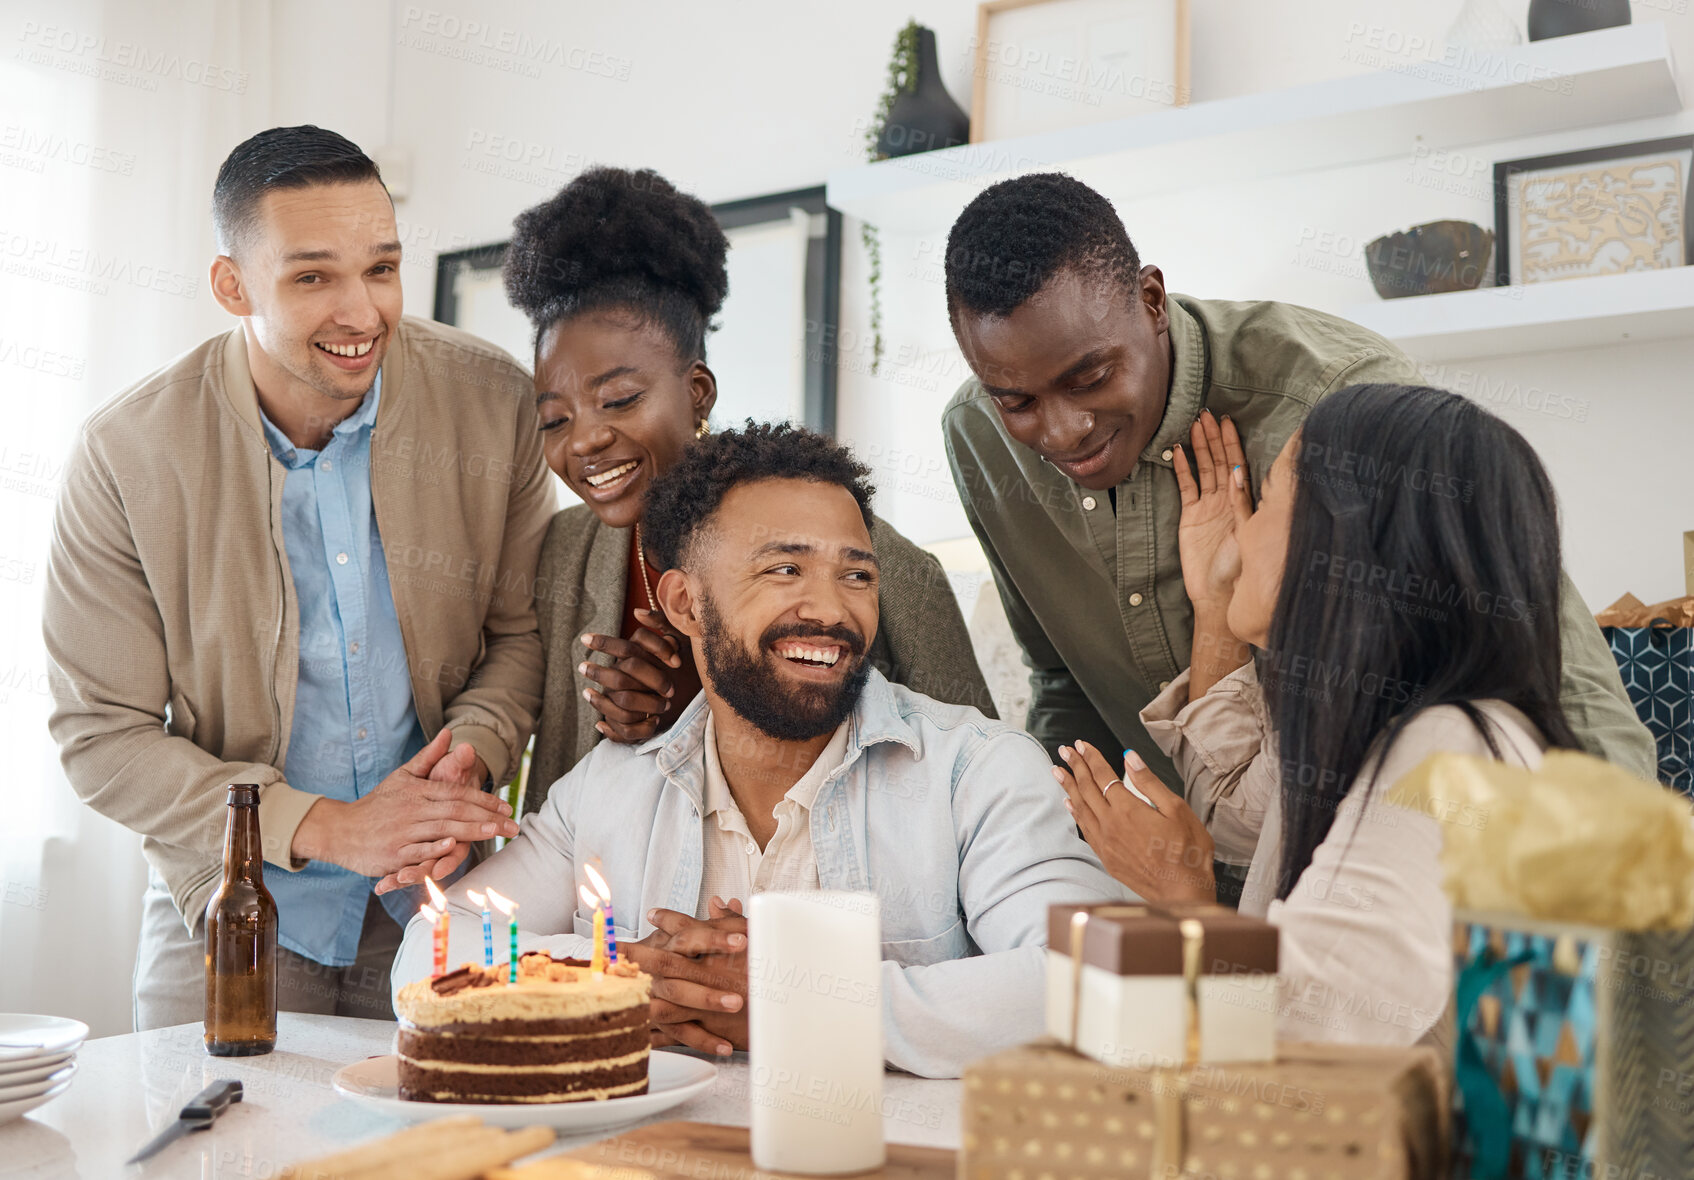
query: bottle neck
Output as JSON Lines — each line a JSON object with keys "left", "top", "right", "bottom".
{"left": 223, "top": 802, "right": 265, "bottom": 883}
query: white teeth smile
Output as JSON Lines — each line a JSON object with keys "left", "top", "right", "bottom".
{"left": 317, "top": 340, "right": 374, "bottom": 358}
{"left": 585, "top": 460, "right": 637, "bottom": 488}
{"left": 778, "top": 644, "right": 841, "bottom": 667}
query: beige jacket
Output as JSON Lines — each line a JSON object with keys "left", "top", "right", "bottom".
{"left": 44, "top": 316, "right": 556, "bottom": 931}
{"left": 1142, "top": 663, "right": 1546, "bottom": 1049}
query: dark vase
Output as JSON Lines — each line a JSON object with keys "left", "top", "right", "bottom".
{"left": 1527, "top": 0, "right": 1631, "bottom": 40}
{"left": 876, "top": 27, "right": 970, "bottom": 158}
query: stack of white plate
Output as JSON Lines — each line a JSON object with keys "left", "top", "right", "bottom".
{"left": 0, "top": 1015, "right": 87, "bottom": 1125}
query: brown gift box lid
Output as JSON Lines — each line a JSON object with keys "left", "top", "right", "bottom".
{"left": 1048, "top": 902, "right": 1279, "bottom": 976}
{"left": 962, "top": 1039, "right": 1448, "bottom": 1180}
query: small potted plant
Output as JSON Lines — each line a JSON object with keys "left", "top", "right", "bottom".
{"left": 861, "top": 21, "right": 969, "bottom": 373}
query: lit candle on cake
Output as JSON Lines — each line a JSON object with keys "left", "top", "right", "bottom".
{"left": 579, "top": 885, "right": 607, "bottom": 974}
{"left": 486, "top": 887, "right": 518, "bottom": 985}
{"left": 423, "top": 878, "right": 450, "bottom": 978}
{"left": 465, "top": 888, "right": 494, "bottom": 969}
{"left": 583, "top": 862, "right": 618, "bottom": 965}
{"left": 420, "top": 904, "right": 446, "bottom": 978}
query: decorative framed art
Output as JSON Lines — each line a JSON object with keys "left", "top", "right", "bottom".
{"left": 1493, "top": 136, "right": 1694, "bottom": 286}
{"left": 970, "top": 0, "right": 1190, "bottom": 143}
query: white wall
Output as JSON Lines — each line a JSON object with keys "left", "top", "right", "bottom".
{"left": 310, "top": 0, "right": 1694, "bottom": 607}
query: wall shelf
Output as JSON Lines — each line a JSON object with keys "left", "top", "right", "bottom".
{"left": 826, "top": 23, "right": 1683, "bottom": 233}
{"left": 1344, "top": 265, "right": 1694, "bottom": 360}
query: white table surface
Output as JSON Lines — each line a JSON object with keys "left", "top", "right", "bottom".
{"left": 0, "top": 1014, "right": 961, "bottom": 1178}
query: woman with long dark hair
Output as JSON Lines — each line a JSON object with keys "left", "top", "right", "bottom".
{"left": 1055, "top": 383, "right": 1579, "bottom": 1045}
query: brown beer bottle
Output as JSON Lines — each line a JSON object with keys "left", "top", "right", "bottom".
{"left": 204, "top": 784, "right": 277, "bottom": 1056}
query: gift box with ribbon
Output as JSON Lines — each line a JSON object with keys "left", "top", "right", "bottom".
{"left": 959, "top": 1040, "right": 1448, "bottom": 1178}
{"left": 1043, "top": 902, "right": 1279, "bottom": 1068}
{"left": 965, "top": 900, "right": 1446, "bottom": 1177}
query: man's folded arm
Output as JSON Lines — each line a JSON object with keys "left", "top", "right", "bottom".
{"left": 44, "top": 433, "right": 319, "bottom": 871}
{"left": 879, "top": 946, "right": 1051, "bottom": 1077}
{"left": 880, "top": 730, "right": 1129, "bottom": 1076}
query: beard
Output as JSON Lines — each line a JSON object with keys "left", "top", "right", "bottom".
{"left": 698, "top": 594, "right": 870, "bottom": 742}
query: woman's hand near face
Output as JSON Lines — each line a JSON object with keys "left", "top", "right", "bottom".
{"left": 1054, "top": 740, "right": 1215, "bottom": 903}
{"left": 580, "top": 609, "right": 685, "bottom": 743}
{"left": 1173, "top": 411, "right": 1252, "bottom": 615}
{"left": 1173, "top": 412, "right": 1254, "bottom": 697}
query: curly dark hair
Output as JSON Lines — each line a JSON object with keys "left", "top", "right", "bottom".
{"left": 502, "top": 166, "right": 729, "bottom": 362}
{"left": 944, "top": 172, "right": 1141, "bottom": 321}
{"left": 642, "top": 421, "right": 875, "bottom": 571}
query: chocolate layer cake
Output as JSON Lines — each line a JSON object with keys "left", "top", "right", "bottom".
{"left": 394, "top": 952, "right": 652, "bottom": 1104}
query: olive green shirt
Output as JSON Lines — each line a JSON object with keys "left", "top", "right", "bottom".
{"left": 943, "top": 294, "right": 1656, "bottom": 788}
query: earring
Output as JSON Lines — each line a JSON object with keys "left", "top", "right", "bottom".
{"left": 695, "top": 418, "right": 710, "bottom": 439}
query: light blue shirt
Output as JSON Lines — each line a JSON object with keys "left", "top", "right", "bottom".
{"left": 394, "top": 669, "right": 1129, "bottom": 1077}
{"left": 259, "top": 373, "right": 426, "bottom": 966}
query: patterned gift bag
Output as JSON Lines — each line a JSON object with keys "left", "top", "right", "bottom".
{"left": 1599, "top": 567, "right": 1694, "bottom": 796}
{"left": 1451, "top": 915, "right": 1694, "bottom": 1180}
{"left": 1604, "top": 621, "right": 1692, "bottom": 796}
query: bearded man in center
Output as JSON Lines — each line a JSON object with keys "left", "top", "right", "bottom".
{"left": 390, "top": 422, "right": 1125, "bottom": 1078}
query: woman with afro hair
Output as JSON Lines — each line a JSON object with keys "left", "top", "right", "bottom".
{"left": 506, "top": 166, "right": 995, "bottom": 814}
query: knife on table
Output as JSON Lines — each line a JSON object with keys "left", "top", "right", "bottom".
{"left": 127, "top": 1080, "right": 244, "bottom": 1164}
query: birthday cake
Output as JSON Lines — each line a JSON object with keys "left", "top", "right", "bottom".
{"left": 394, "top": 953, "right": 652, "bottom": 1104}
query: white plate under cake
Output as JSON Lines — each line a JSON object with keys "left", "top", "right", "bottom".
{"left": 330, "top": 1052, "right": 718, "bottom": 1132}
{"left": 393, "top": 953, "right": 651, "bottom": 1104}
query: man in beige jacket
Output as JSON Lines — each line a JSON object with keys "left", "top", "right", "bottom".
{"left": 43, "top": 126, "right": 554, "bottom": 1028}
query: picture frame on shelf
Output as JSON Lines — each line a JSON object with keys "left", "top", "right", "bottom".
{"left": 1493, "top": 135, "right": 1694, "bottom": 287}
{"left": 969, "top": 0, "right": 1190, "bottom": 144}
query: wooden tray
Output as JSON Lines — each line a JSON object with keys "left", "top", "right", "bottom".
{"left": 563, "top": 1120, "right": 955, "bottom": 1178}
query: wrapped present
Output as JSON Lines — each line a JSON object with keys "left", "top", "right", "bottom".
{"left": 1596, "top": 591, "right": 1694, "bottom": 796}
{"left": 1390, "top": 752, "right": 1694, "bottom": 1179}
{"left": 1449, "top": 914, "right": 1694, "bottom": 1180}
{"left": 960, "top": 1039, "right": 1448, "bottom": 1180}
{"left": 1044, "top": 902, "right": 1278, "bottom": 1068}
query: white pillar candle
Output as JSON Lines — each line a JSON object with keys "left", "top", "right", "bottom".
{"left": 748, "top": 891, "right": 885, "bottom": 1175}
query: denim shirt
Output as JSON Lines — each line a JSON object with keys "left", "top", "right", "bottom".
{"left": 259, "top": 374, "right": 427, "bottom": 965}
{"left": 393, "top": 668, "right": 1127, "bottom": 1077}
